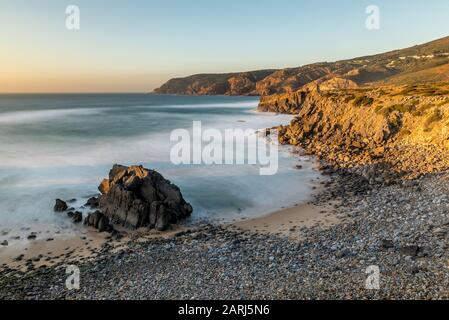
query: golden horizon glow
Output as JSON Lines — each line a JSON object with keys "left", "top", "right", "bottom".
{"left": 0, "top": 71, "right": 170, "bottom": 93}
{"left": 2, "top": 0, "right": 449, "bottom": 93}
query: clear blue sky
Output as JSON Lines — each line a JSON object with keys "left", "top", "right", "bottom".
{"left": 1, "top": 0, "right": 449, "bottom": 92}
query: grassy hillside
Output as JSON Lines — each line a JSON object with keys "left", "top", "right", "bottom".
{"left": 154, "top": 36, "right": 449, "bottom": 96}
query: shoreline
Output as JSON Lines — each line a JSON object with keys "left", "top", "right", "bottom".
{"left": 1, "top": 168, "right": 449, "bottom": 299}
{"left": 1, "top": 144, "right": 323, "bottom": 270}
{"left": 231, "top": 177, "right": 342, "bottom": 240}
{"left": 0, "top": 222, "right": 192, "bottom": 271}
{"left": 1, "top": 184, "right": 325, "bottom": 270}
{"left": 233, "top": 201, "right": 341, "bottom": 240}
{"left": 1, "top": 118, "right": 449, "bottom": 299}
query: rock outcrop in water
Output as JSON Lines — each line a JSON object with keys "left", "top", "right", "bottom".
{"left": 98, "top": 165, "right": 193, "bottom": 231}
{"left": 53, "top": 199, "right": 68, "bottom": 212}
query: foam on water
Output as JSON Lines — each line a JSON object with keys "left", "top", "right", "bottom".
{"left": 0, "top": 108, "right": 106, "bottom": 124}
{"left": 0, "top": 94, "right": 320, "bottom": 237}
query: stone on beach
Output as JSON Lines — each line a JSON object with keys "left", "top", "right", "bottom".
{"left": 98, "top": 165, "right": 193, "bottom": 231}
{"left": 72, "top": 212, "right": 83, "bottom": 223}
{"left": 85, "top": 197, "right": 99, "bottom": 208}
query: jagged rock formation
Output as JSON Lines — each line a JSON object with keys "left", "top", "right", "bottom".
{"left": 258, "top": 78, "right": 359, "bottom": 113}
{"left": 154, "top": 36, "right": 449, "bottom": 96}
{"left": 154, "top": 70, "right": 275, "bottom": 96}
{"left": 267, "top": 83, "right": 449, "bottom": 180}
{"left": 98, "top": 165, "right": 193, "bottom": 231}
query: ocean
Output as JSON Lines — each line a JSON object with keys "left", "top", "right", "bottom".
{"left": 0, "top": 94, "right": 319, "bottom": 237}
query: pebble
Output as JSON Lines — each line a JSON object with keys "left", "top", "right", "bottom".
{"left": 1, "top": 172, "right": 449, "bottom": 300}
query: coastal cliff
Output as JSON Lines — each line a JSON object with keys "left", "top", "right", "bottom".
{"left": 153, "top": 70, "right": 275, "bottom": 96}
{"left": 154, "top": 36, "right": 449, "bottom": 96}
{"left": 262, "top": 83, "right": 449, "bottom": 181}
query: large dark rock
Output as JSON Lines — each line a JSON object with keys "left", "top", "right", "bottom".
{"left": 85, "top": 197, "right": 99, "bottom": 208}
{"left": 399, "top": 245, "right": 420, "bottom": 257}
{"left": 98, "top": 165, "right": 193, "bottom": 231}
{"left": 72, "top": 211, "right": 83, "bottom": 223}
{"left": 84, "top": 211, "right": 113, "bottom": 233}
{"left": 54, "top": 199, "right": 68, "bottom": 212}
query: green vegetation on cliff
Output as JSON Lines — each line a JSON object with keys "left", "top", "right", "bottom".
{"left": 154, "top": 36, "right": 449, "bottom": 96}
{"left": 269, "top": 83, "right": 449, "bottom": 180}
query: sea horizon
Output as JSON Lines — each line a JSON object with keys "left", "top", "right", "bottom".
{"left": 2, "top": 0, "right": 449, "bottom": 304}
{"left": 0, "top": 94, "right": 319, "bottom": 241}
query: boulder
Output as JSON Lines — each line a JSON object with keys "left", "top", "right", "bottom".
{"left": 27, "top": 234, "right": 37, "bottom": 240}
{"left": 85, "top": 197, "right": 99, "bottom": 208}
{"left": 380, "top": 239, "right": 394, "bottom": 249}
{"left": 155, "top": 205, "right": 170, "bottom": 232}
{"left": 399, "top": 245, "right": 420, "bottom": 257}
{"left": 54, "top": 199, "right": 68, "bottom": 212}
{"left": 72, "top": 211, "right": 83, "bottom": 223}
{"left": 97, "top": 216, "right": 112, "bottom": 233}
{"left": 84, "top": 211, "right": 113, "bottom": 233}
{"left": 98, "top": 164, "right": 193, "bottom": 230}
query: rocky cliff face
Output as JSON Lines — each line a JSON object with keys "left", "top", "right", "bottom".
{"left": 154, "top": 36, "right": 449, "bottom": 96}
{"left": 153, "top": 70, "right": 275, "bottom": 96}
{"left": 265, "top": 83, "right": 449, "bottom": 180}
{"left": 258, "top": 78, "right": 359, "bottom": 113}
{"left": 98, "top": 165, "right": 193, "bottom": 231}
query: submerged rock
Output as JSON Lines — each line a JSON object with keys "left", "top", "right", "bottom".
{"left": 98, "top": 165, "right": 193, "bottom": 231}
{"left": 85, "top": 197, "right": 99, "bottom": 208}
{"left": 27, "top": 234, "right": 37, "bottom": 240}
{"left": 72, "top": 212, "right": 83, "bottom": 223}
{"left": 54, "top": 199, "right": 68, "bottom": 212}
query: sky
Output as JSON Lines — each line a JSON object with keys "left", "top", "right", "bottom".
{"left": 1, "top": 0, "right": 449, "bottom": 93}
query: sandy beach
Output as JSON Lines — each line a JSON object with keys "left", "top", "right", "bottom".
{"left": 2, "top": 170, "right": 449, "bottom": 300}
{"left": 0, "top": 222, "right": 194, "bottom": 271}
{"left": 233, "top": 201, "right": 341, "bottom": 240}
{"left": 0, "top": 230, "right": 109, "bottom": 270}
{"left": 1, "top": 196, "right": 331, "bottom": 270}
{"left": 1, "top": 161, "right": 324, "bottom": 270}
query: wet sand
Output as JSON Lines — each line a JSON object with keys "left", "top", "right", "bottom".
{"left": 0, "top": 225, "right": 189, "bottom": 270}
{"left": 0, "top": 231, "right": 109, "bottom": 270}
{"left": 233, "top": 201, "right": 340, "bottom": 240}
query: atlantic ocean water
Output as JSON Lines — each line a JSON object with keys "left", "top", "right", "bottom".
{"left": 0, "top": 94, "right": 319, "bottom": 238}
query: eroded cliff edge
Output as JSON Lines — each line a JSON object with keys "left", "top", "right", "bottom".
{"left": 259, "top": 83, "right": 449, "bottom": 181}
{"left": 154, "top": 36, "right": 449, "bottom": 96}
